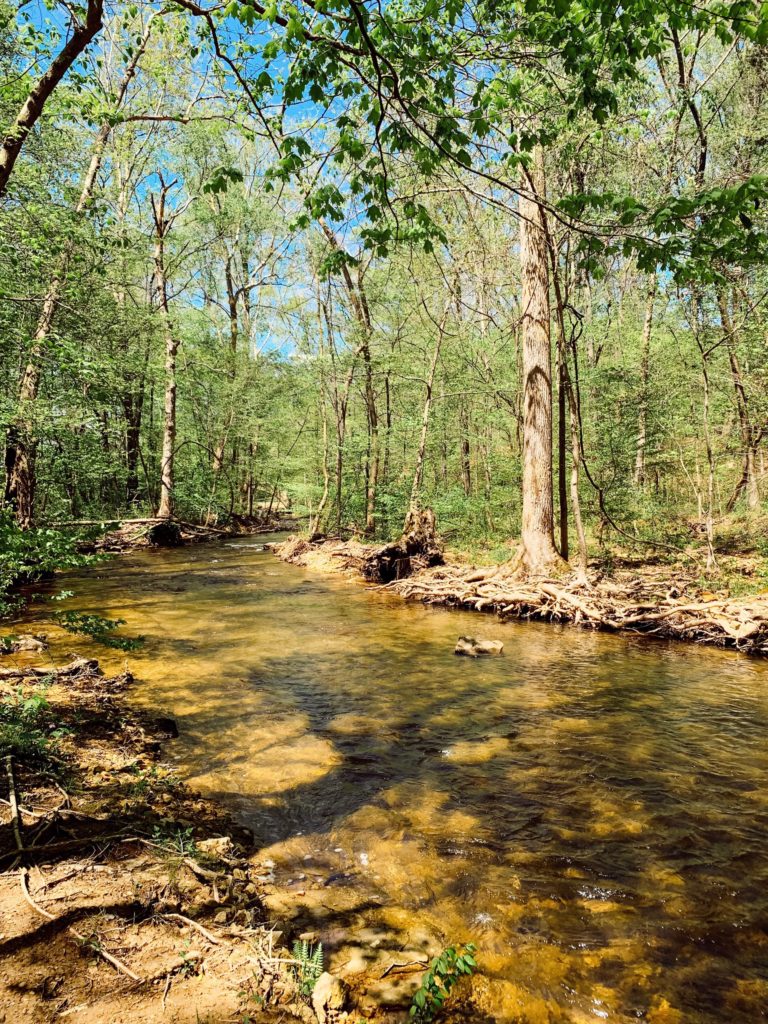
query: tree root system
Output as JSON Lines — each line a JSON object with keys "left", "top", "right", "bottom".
{"left": 276, "top": 537, "right": 768, "bottom": 654}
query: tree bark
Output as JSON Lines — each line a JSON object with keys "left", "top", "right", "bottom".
{"left": 719, "top": 289, "right": 761, "bottom": 511}
{"left": 151, "top": 182, "right": 181, "bottom": 520}
{"left": 319, "top": 222, "right": 379, "bottom": 535}
{"left": 515, "top": 148, "right": 563, "bottom": 572}
{"left": 634, "top": 276, "right": 657, "bottom": 486}
{"left": 407, "top": 307, "right": 447, "bottom": 519}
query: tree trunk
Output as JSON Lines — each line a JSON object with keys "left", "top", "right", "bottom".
{"left": 152, "top": 183, "right": 181, "bottom": 520}
{"left": 634, "top": 276, "right": 657, "bottom": 486}
{"left": 557, "top": 326, "right": 569, "bottom": 559}
{"left": 719, "top": 289, "right": 760, "bottom": 511}
{"left": 459, "top": 404, "right": 472, "bottom": 496}
{"left": 319, "top": 222, "right": 379, "bottom": 535}
{"left": 407, "top": 308, "right": 446, "bottom": 519}
{"left": 515, "top": 148, "right": 563, "bottom": 572}
{"left": 0, "top": 0, "right": 104, "bottom": 196}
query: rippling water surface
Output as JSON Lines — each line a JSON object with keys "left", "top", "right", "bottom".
{"left": 15, "top": 537, "right": 768, "bottom": 1022}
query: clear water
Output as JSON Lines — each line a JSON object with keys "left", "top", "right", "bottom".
{"left": 13, "top": 537, "right": 768, "bottom": 1022}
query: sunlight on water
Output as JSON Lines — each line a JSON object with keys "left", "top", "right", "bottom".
{"left": 15, "top": 537, "right": 768, "bottom": 1022}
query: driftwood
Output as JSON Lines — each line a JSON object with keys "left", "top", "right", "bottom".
{"left": 0, "top": 657, "right": 99, "bottom": 681}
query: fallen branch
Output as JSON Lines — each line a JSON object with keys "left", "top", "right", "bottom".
{"left": 5, "top": 756, "right": 23, "bottom": 862}
{"left": 162, "top": 912, "right": 228, "bottom": 946}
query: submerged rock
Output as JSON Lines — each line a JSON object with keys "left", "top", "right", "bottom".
{"left": 311, "top": 972, "right": 349, "bottom": 1024}
{"left": 454, "top": 636, "right": 504, "bottom": 657}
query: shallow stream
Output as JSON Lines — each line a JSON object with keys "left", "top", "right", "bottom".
{"left": 12, "top": 537, "right": 768, "bottom": 1022}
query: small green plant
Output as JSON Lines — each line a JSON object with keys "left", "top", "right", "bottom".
{"left": 291, "top": 939, "right": 324, "bottom": 997}
{"left": 127, "top": 765, "right": 182, "bottom": 798}
{"left": 150, "top": 824, "right": 198, "bottom": 857}
{"left": 53, "top": 611, "right": 145, "bottom": 651}
{"left": 0, "top": 685, "right": 66, "bottom": 771}
{"left": 409, "top": 943, "right": 477, "bottom": 1022}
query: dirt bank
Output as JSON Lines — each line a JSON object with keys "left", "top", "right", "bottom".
{"left": 275, "top": 536, "right": 768, "bottom": 655}
{"left": 0, "top": 654, "right": 312, "bottom": 1024}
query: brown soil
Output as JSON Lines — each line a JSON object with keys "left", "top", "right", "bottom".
{"left": 275, "top": 537, "right": 768, "bottom": 655}
{"left": 0, "top": 658, "right": 310, "bottom": 1024}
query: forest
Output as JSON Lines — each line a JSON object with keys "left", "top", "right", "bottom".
{"left": 2, "top": 3, "right": 768, "bottom": 1023}
{"left": 1, "top": 0, "right": 767, "bottom": 588}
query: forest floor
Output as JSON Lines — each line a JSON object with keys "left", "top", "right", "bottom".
{"left": 274, "top": 533, "right": 768, "bottom": 656}
{"left": 0, "top": 653, "right": 317, "bottom": 1024}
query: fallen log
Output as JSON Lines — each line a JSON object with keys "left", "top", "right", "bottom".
{"left": 0, "top": 657, "right": 100, "bottom": 681}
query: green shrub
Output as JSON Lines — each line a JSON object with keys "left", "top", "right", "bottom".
{"left": 409, "top": 943, "right": 477, "bottom": 1022}
{"left": 0, "top": 684, "right": 65, "bottom": 771}
{"left": 0, "top": 512, "right": 92, "bottom": 617}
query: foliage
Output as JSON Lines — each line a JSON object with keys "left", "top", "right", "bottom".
{"left": 409, "top": 943, "right": 478, "bottom": 1022}
{"left": 0, "top": 684, "right": 66, "bottom": 771}
{"left": 150, "top": 824, "right": 198, "bottom": 858}
{"left": 1, "top": 0, "right": 767, "bottom": 579}
{"left": 53, "top": 612, "right": 145, "bottom": 651}
{"left": 0, "top": 513, "right": 91, "bottom": 617}
{"left": 291, "top": 939, "right": 324, "bottom": 997}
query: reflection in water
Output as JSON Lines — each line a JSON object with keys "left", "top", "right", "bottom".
{"left": 15, "top": 537, "right": 768, "bottom": 1022}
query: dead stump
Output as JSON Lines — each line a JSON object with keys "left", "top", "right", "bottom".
{"left": 361, "top": 507, "right": 444, "bottom": 583}
{"left": 148, "top": 520, "right": 183, "bottom": 547}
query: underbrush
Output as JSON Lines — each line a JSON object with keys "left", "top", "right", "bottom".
{"left": 0, "top": 683, "right": 67, "bottom": 773}
{"left": 0, "top": 512, "right": 92, "bottom": 617}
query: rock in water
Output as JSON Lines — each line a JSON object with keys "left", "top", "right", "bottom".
{"left": 311, "top": 972, "right": 349, "bottom": 1024}
{"left": 455, "top": 635, "right": 504, "bottom": 657}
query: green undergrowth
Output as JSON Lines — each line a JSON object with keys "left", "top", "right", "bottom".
{"left": 0, "top": 512, "right": 94, "bottom": 617}
{"left": 0, "top": 683, "right": 69, "bottom": 775}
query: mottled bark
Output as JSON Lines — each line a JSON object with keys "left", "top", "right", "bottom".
{"left": 516, "top": 149, "right": 563, "bottom": 572}
{"left": 634, "top": 276, "right": 657, "bottom": 486}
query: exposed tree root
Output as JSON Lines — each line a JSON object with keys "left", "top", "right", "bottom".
{"left": 390, "top": 564, "right": 768, "bottom": 653}
{"left": 276, "top": 537, "right": 768, "bottom": 654}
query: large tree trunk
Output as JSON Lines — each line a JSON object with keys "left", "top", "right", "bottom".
{"left": 515, "top": 148, "right": 563, "bottom": 572}
{"left": 407, "top": 307, "right": 446, "bottom": 519}
{"left": 0, "top": 0, "right": 104, "bottom": 196}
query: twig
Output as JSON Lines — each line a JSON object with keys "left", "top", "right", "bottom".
{"left": 162, "top": 972, "right": 172, "bottom": 1011}
{"left": 161, "top": 912, "right": 227, "bottom": 946}
{"left": 5, "top": 756, "right": 23, "bottom": 865}
{"left": 380, "top": 958, "right": 429, "bottom": 978}
{"left": 19, "top": 868, "right": 143, "bottom": 982}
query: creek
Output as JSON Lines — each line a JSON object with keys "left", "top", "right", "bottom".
{"left": 12, "top": 535, "right": 768, "bottom": 1022}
